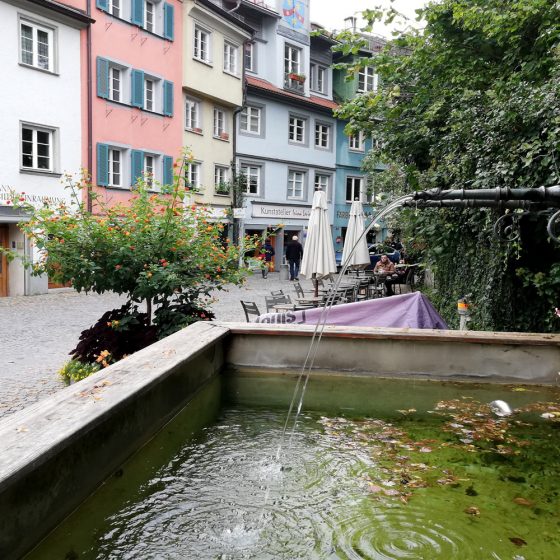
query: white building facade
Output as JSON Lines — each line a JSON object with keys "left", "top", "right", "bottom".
{"left": 0, "top": 0, "right": 90, "bottom": 296}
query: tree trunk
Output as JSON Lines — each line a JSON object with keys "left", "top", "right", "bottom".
{"left": 146, "top": 298, "right": 152, "bottom": 325}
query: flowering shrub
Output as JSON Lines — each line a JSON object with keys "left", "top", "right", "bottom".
{"left": 4, "top": 154, "right": 259, "bottom": 372}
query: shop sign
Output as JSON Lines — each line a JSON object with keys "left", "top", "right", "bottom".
{"left": 252, "top": 203, "right": 311, "bottom": 220}
{"left": 0, "top": 185, "right": 66, "bottom": 208}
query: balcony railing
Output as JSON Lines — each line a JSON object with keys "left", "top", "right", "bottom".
{"left": 284, "top": 73, "right": 305, "bottom": 94}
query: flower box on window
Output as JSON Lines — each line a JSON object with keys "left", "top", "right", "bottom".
{"left": 219, "top": 132, "right": 230, "bottom": 141}
{"left": 192, "top": 127, "right": 202, "bottom": 134}
{"left": 288, "top": 73, "right": 306, "bottom": 83}
{"left": 215, "top": 182, "right": 230, "bottom": 195}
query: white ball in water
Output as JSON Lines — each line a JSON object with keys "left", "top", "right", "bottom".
{"left": 489, "top": 400, "right": 512, "bottom": 417}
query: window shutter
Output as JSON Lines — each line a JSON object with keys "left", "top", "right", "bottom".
{"left": 131, "top": 69, "right": 144, "bottom": 108}
{"left": 163, "top": 3, "right": 174, "bottom": 41}
{"left": 163, "top": 80, "right": 174, "bottom": 116}
{"left": 96, "top": 0, "right": 109, "bottom": 11}
{"left": 96, "top": 143, "right": 109, "bottom": 186}
{"left": 163, "top": 156, "right": 173, "bottom": 186}
{"left": 131, "top": 150, "right": 144, "bottom": 186}
{"left": 96, "top": 57, "right": 109, "bottom": 99}
{"left": 131, "top": 0, "right": 144, "bottom": 26}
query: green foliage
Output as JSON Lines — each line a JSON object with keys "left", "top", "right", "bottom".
{"left": 58, "top": 360, "right": 101, "bottom": 384}
{"left": 334, "top": 0, "right": 560, "bottom": 332}
{"left": 69, "top": 304, "right": 158, "bottom": 365}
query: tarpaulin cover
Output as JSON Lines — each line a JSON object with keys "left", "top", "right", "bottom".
{"left": 256, "top": 291, "right": 448, "bottom": 329}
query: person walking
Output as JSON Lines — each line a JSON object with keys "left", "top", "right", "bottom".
{"left": 285, "top": 235, "right": 303, "bottom": 281}
{"left": 262, "top": 240, "right": 275, "bottom": 279}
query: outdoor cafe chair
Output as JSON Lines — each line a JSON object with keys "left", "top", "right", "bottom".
{"left": 265, "top": 294, "right": 292, "bottom": 313}
{"left": 241, "top": 301, "right": 261, "bottom": 323}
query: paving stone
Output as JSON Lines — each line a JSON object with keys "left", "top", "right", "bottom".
{"left": 0, "top": 272, "right": 307, "bottom": 419}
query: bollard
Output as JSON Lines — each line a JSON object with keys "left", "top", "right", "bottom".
{"left": 457, "top": 296, "right": 472, "bottom": 331}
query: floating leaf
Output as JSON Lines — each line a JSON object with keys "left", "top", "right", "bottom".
{"left": 513, "top": 497, "right": 534, "bottom": 507}
{"left": 509, "top": 537, "right": 527, "bottom": 547}
{"left": 464, "top": 506, "right": 480, "bottom": 516}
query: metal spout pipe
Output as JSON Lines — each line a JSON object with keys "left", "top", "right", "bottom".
{"left": 412, "top": 186, "right": 560, "bottom": 207}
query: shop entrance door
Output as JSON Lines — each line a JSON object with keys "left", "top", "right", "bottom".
{"left": 0, "top": 226, "right": 8, "bottom": 297}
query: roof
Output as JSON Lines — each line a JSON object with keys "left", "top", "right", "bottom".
{"left": 239, "top": 0, "right": 280, "bottom": 18}
{"left": 195, "top": 0, "right": 256, "bottom": 35}
{"left": 26, "top": 0, "right": 94, "bottom": 25}
{"left": 246, "top": 76, "right": 339, "bottom": 113}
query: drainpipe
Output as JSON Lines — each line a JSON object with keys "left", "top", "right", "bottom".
{"left": 86, "top": 0, "right": 93, "bottom": 212}
{"left": 232, "top": 38, "right": 250, "bottom": 250}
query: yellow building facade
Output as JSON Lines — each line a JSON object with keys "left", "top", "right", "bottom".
{"left": 182, "top": 0, "right": 252, "bottom": 224}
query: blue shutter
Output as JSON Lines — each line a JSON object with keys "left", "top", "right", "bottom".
{"left": 131, "top": 150, "right": 144, "bottom": 186}
{"left": 163, "top": 3, "right": 175, "bottom": 40}
{"left": 96, "top": 57, "right": 109, "bottom": 99}
{"left": 131, "top": 0, "right": 144, "bottom": 26}
{"left": 131, "top": 69, "right": 144, "bottom": 108}
{"left": 163, "top": 80, "right": 173, "bottom": 116}
{"left": 163, "top": 156, "right": 173, "bottom": 186}
{"left": 96, "top": 0, "right": 109, "bottom": 11}
{"left": 97, "top": 144, "right": 109, "bottom": 186}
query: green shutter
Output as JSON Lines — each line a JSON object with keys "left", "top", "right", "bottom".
{"left": 96, "top": 0, "right": 109, "bottom": 11}
{"left": 163, "top": 155, "right": 173, "bottom": 186}
{"left": 163, "top": 3, "right": 174, "bottom": 40}
{"left": 163, "top": 80, "right": 173, "bottom": 116}
{"left": 131, "top": 0, "right": 144, "bottom": 26}
{"left": 131, "top": 150, "right": 144, "bottom": 186}
{"left": 131, "top": 69, "right": 144, "bottom": 108}
{"left": 97, "top": 143, "right": 109, "bottom": 186}
{"left": 96, "top": 57, "right": 109, "bottom": 99}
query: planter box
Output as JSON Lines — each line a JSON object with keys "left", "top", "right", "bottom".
{"left": 288, "top": 73, "right": 305, "bottom": 83}
{"left": 219, "top": 132, "right": 229, "bottom": 140}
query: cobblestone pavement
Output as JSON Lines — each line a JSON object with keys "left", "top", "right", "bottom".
{"left": 0, "top": 272, "right": 304, "bottom": 419}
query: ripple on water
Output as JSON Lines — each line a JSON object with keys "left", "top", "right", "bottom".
{"left": 90, "top": 408, "right": 557, "bottom": 559}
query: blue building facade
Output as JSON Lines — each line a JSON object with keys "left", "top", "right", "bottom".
{"left": 229, "top": 0, "right": 338, "bottom": 267}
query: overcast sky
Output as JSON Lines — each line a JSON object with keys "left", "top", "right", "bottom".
{"left": 310, "top": 0, "right": 432, "bottom": 37}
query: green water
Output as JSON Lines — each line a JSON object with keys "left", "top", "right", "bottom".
{"left": 27, "top": 374, "right": 560, "bottom": 560}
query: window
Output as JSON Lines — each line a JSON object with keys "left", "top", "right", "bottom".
{"left": 20, "top": 20, "right": 53, "bottom": 72}
{"left": 144, "top": 154, "right": 154, "bottom": 186}
{"left": 310, "top": 63, "right": 326, "bottom": 94}
{"left": 244, "top": 42, "right": 255, "bottom": 72}
{"left": 314, "top": 173, "right": 329, "bottom": 194}
{"left": 349, "top": 131, "right": 365, "bottom": 152}
{"left": 289, "top": 116, "right": 305, "bottom": 144}
{"left": 108, "top": 148, "right": 121, "bottom": 187}
{"left": 109, "top": 0, "right": 120, "bottom": 18}
{"left": 186, "top": 162, "right": 201, "bottom": 191}
{"left": 358, "top": 67, "right": 378, "bottom": 92}
{"left": 185, "top": 98, "right": 200, "bottom": 131}
{"left": 215, "top": 166, "right": 229, "bottom": 193}
{"left": 240, "top": 106, "right": 261, "bottom": 135}
{"left": 284, "top": 44, "right": 301, "bottom": 74}
{"left": 21, "top": 125, "right": 53, "bottom": 171}
{"left": 194, "top": 26, "right": 211, "bottom": 63}
{"left": 346, "top": 176, "right": 364, "bottom": 202}
{"left": 144, "top": 1, "right": 155, "bottom": 33}
{"left": 288, "top": 170, "right": 305, "bottom": 199}
{"left": 109, "top": 66, "right": 121, "bottom": 102}
{"left": 144, "top": 78, "right": 154, "bottom": 111}
{"left": 213, "top": 108, "right": 227, "bottom": 139}
{"left": 223, "top": 42, "right": 238, "bottom": 75}
{"left": 241, "top": 165, "right": 260, "bottom": 195}
{"left": 315, "top": 123, "right": 330, "bottom": 149}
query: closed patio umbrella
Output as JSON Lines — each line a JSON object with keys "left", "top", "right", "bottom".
{"left": 341, "top": 199, "right": 370, "bottom": 269}
{"left": 300, "top": 189, "right": 337, "bottom": 296}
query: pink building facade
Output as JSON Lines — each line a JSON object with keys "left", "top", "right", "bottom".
{"left": 89, "top": 0, "right": 183, "bottom": 207}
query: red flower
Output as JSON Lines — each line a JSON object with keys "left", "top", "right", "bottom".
{"left": 115, "top": 264, "right": 122, "bottom": 270}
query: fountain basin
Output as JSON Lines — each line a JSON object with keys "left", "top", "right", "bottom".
{"left": 0, "top": 322, "right": 559, "bottom": 559}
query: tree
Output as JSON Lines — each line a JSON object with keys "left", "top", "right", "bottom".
{"left": 334, "top": 0, "right": 560, "bottom": 332}
{"left": 7, "top": 156, "right": 258, "bottom": 337}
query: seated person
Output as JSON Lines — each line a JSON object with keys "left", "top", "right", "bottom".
{"left": 374, "top": 254, "right": 397, "bottom": 296}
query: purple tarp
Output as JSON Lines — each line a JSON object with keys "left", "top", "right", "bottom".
{"left": 256, "top": 291, "right": 448, "bottom": 329}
